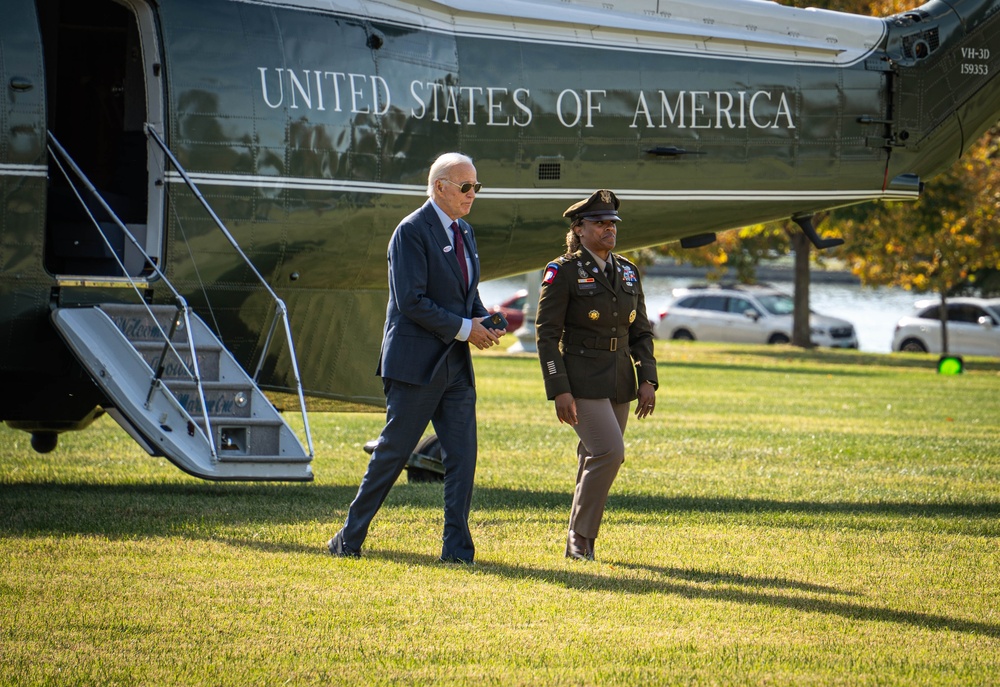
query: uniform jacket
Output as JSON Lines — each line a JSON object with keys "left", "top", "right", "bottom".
{"left": 376, "top": 200, "right": 489, "bottom": 386}
{"left": 535, "top": 248, "right": 658, "bottom": 403}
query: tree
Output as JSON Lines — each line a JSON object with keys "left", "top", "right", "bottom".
{"left": 654, "top": 223, "right": 789, "bottom": 284}
{"left": 833, "top": 126, "right": 1000, "bottom": 351}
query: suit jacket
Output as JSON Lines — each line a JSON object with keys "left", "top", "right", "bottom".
{"left": 535, "top": 248, "right": 658, "bottom": 404}
{"left": 376, "top": 200, "right": 489, "bottom": 386}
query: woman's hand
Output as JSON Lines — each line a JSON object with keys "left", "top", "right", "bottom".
{"left": 554, "top": 392, "right": 578, "bottom": 425}
{"left": 635, "top": 382, "right": 656, "bottom": 419}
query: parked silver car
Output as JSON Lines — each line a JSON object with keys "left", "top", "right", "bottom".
{"left": 892, "top": 297, "right": 1000, "bottom": 356}
{"left": 656, "top": 285, "right": 858, "bottom": 348}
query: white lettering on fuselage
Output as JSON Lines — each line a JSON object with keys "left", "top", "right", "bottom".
{"left": 256, "top": 67, "right": 796, "bottom": 130}
{"left": 258, "top": 68, "right": 390, "bottom": 115}
{"left": 629, "top": 90, "right": 796, "bottom": 129}
{"left": 407, "top": 82, "right": 532, "bottom": 126}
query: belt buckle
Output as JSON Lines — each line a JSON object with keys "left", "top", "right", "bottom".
{"left": 609, "top": 338, "right": 617, "bottom": 351}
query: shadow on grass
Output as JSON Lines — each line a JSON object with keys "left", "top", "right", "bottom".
{"left": 747, "top": 348, "right": 1000, "bottom": 372}
{"left": 665, "top": 360, "right": 881, "bottom": 377}
{"left": 336, "top": 549, "right": 1000, "bottom": 640}
{"left": 613, "top": 562, "right": 858, "bottom": 597}
{"left": 658, "top": 345, "right": 1000, "bottom": 373}
{"left": 3, "top": 482, "right": 998, "bottom": 537}
{"left": 5, "top": 481, "right": 999, "bottom": 638}
{"left": 185, "top": 535, "right": 1000, "bottom": 639}
{"left": 180, "top": 535, "right": 1000, "bottom": 640}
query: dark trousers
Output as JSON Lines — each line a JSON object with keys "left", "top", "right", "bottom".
{"left": 341, "top": 344, "right": 478, "bottom": 561}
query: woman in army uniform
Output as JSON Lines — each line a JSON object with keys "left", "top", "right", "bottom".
{"left": 535, "top": 189, "right": 658, "bottom": 561}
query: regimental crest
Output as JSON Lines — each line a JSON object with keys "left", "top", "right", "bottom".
{"left": 588, "top": 310, "right": 600, "bottom": 321}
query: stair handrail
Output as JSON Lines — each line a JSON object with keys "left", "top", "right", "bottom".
{"left": 144, "top": 124, "right": 314, "bottom": 458}
{"left": 46, "top": 131, "right": 218, "bottom": 459}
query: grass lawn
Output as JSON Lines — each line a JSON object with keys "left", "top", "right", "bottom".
{"left": 1, "top": 342, "right": 998, "bottom": 686}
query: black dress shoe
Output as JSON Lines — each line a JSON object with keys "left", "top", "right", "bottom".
{"left": 565, "top": 530, "right": 594, "bottom": 561}
{"left": 327, "top": 530, "right": 360, "bottom": 558}
{"left": 438, "top": 555, "right": 475, "bottom": 565}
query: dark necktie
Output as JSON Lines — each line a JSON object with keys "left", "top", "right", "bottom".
{"left": 605, "top": 260, "right": 614, "bottom": 283}
{"left": 451, "top": 221, "right": 469, "bottom": 288}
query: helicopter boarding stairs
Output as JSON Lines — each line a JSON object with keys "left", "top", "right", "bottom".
{"left": 46, "top": 129, "right": 313, "bottom": 481}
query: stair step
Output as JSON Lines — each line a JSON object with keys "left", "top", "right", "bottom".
{"left": 133, "top": 342, "right": 222, "bottom": 381}
{"left": 191, "top": 416, "right": 286, "bottom": 428}
{"left": 132, "top": 340, "right": 225, "bottom": 353}
{"left": 211, "top": 422, "right": 282, "bottom": 456}
{"left": 51, "top": 305, "right": 312, "bottom": 481}
{"left": 98, "top": 304, "right": 193, "bottom": 343}
{"left": 215, "top": 453, "right": 313, "bottom": 464}
{"left": 164, "top": 387, "right": 255, "bottom": 418}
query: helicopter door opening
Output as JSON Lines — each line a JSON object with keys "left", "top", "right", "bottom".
{"left": 38, "top": 0, "right": 163, "bottom": 278}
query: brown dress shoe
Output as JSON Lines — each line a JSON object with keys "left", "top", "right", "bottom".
{"left": 565, "top": 530, "right": 594, "bottom": 561}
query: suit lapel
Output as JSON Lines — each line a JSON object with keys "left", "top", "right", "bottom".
{"left": 424, "top": 202, "right": 465, "bottom": 286}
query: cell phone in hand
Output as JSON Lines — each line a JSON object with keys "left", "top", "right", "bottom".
{"left": 482, "top": 312, "right": 508, "bottom": 330}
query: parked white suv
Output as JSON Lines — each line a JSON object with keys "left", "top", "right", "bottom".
{"left": 656, "top": 285, "right": 858, "bottom": 348}
{"left": 892, "top": 297, "right": 1000, "bottom": 356}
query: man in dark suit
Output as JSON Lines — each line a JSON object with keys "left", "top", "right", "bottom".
{"left": 328, "top": 152, "right": 504, "bottom": 564}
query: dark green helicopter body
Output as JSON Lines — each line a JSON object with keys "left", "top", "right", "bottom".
{"left": 1, "top": 0, "right": 998, "bottom": 474}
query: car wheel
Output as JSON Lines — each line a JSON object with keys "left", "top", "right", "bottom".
{"left": 671, "top": 329, "right": 695, "bottom": 341}
{"left": 899, "top": 338, "right": 928, "bottom": 353}
{"left": 767, "top": 333, "right": 790, "bottom": 344}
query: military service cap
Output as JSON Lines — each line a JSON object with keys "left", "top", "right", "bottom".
{"left": 563, "top": 189, "right": 621, "bottom": 222}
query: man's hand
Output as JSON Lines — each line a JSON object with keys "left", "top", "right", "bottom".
{"left": 469, "top": 318, "right": 505, "bottom": 350}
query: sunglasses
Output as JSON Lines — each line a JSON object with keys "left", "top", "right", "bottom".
{"left": 441, "top": 179, "right": 483, "bottom": 194}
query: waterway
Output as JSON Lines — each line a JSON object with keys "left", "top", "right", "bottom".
{"left": 479, "top": 271, "right": 920, "bottom": 354}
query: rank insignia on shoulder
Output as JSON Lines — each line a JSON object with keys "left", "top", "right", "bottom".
{"left": 542, "top": 262, "right": 560, "bottom": 284}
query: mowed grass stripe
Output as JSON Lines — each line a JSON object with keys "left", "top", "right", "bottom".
{"left": 1, "top": 342, "right": 998, "bottom": 686}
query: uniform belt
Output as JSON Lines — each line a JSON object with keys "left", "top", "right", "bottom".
{"left": 567, "top": 333, "right": 628, "bottom": 351}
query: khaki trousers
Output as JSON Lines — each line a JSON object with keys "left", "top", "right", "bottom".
{"left": 568, "top": 397, "right": 630, "bottom": 539}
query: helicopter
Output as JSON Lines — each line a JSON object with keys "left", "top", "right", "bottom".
{"left": 1, "top": 0, "right": 997, "bottom": 479}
